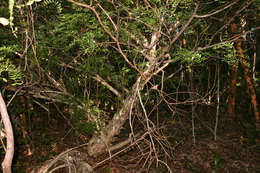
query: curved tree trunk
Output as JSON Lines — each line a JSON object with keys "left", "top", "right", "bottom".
{"left": 87, "top": 66, "right": 157, "bottom": 156}
{"left": 0, "top": 92, "right": 14, "bottom": 173}
{"left": 87, "top": 78, "right": 142, "bottom": 157}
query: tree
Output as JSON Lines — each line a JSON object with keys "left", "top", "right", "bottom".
{"left": 1, "top": 0, "right": 260, "bottom": 171}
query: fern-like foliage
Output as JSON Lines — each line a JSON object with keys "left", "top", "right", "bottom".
{"left": 0, "top": 56, "right": 23, "bottom": 86}
{"left": 0, "top": 45, "right": 18, "bottom": 55}
{"left": 41, "top": 0, "right": 62, "bottom": 14}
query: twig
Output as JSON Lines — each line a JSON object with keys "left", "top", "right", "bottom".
{"left": 195, "top": 0, "right": 239, "bottom": 18}
{"left": 93, "top": 131, "right": 147, "bottom": 169}
{"left": 197, "top": 26, "right": 260, "bottom": 51}
{"left": 136, "top": 82, "right": 158, "bottom": 161}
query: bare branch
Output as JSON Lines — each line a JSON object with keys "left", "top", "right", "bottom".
{"left": 92, "top": 74, "right": 122, "bottom": 98}
{"left": 68, "top": 0, "right": 117, "bottom": 41}
{"left": 197, "top": 26, "right": 260, "bottom": 51}
{"left": 160, "top": 2, "right": 199, "bottom": 58}
{"left": 195, "top": 0, "right": 239, "bottom": 18}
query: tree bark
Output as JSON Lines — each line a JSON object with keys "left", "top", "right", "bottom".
{"left": 87, "top": 75, "right": 147, "bottom": 157}
{"left": 0, "top": 92, "right": 14, "bottom": 173}
{"left": 235, "top": 40, "right": 259, "bottom": 120}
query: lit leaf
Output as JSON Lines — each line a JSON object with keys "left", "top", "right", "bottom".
{"left": 0, "top": 18, "right": 9, "bottom": 26}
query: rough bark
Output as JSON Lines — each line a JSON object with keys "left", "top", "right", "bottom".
{"left": 236, "top": 40, "right": 259, "bottom": 120}
{"left": 0, "top": 92, "right": 14, "bottom": 173}
{"left": 87, "top": 76, "right": 145, "bottom": 157}
{"left": 227, "top": 15, "right": 259, "bottom": 120}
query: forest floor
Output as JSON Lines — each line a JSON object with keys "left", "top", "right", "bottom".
{"left": 8, "top": 106, "right": 260, "bottom": 173}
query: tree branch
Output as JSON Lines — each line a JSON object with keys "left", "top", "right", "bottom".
{"left": 197, "top": 26, "right": 260, "bottom": 51}
{"left": 195, "top": 0, "right": 239, "bottom": 18}
{"left": 92, "top": 74, "right": 122, "bottom": 98}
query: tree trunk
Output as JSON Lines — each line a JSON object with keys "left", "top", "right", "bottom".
{"left": 87, "top": 76, "right": 144, "bottom": 157}
{"left": 227, "top": 23, "right": 238, "bottom": 117}
{"left": 0, "top": 93, "right": 14, "bottom": 173}
{"left": 227, "top": 16, "right": 259, "bottom": 120}
{"left": 227, "top": 65, "right": 237, "bottom": 116}
{"left": 236, "top": 40, "right": 259, "bottom": 120}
